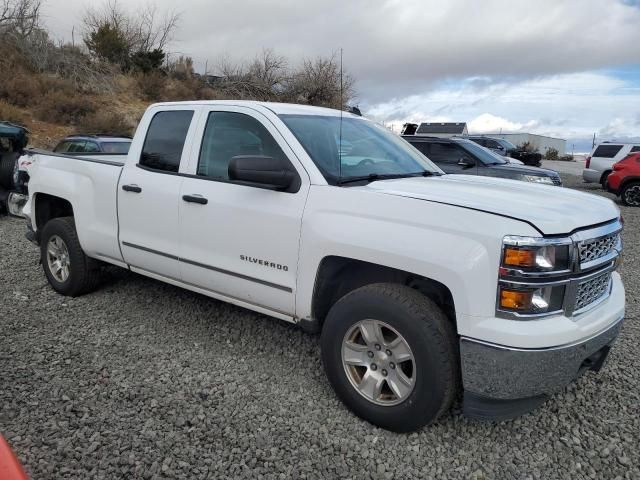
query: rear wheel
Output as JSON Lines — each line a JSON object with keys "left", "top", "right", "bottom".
{"left": 621, "top": 181, "right": 640, "bottom": 206}
{"left": 321, "top": 283, "right": 458, "bottom": 432}
{"left": 40, "top": 217, "right": 102, "bottom": 296}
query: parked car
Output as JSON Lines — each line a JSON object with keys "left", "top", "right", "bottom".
{"left": 402, "top": 135, "right": 562, "bottom": 185}
{"left": 583, "top": 142, "right": 640, "bottom": 188}
{"left": 607, "top": 153, "right": 640, "bottom": 206}
{"left": 22, "top": 101, "right": 624, "bottom": 432}
{"left": 466, "top": 135, "right": 543, "bottom": 166}
{"left": 53, "top": 134, "right": 132, "bottom": 154}
{"left": 0, "top": 121, "right": 28, "bottom": 215}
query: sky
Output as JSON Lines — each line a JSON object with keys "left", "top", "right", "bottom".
{"left": 41, "top": 0, "right": 640, "bottom": 152}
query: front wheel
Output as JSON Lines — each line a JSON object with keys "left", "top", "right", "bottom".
{"left": 621, "top": 181, "right": 640, "bottom": 206}
{"left": 321, "top": 283, "right": 458, "bottom": 432}
{"left": 40, "top": 217, "right": 102, "bottom": 296}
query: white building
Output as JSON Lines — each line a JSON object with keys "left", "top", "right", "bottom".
{"left": 492, "top": 133, "right": 567, "bottom": 156}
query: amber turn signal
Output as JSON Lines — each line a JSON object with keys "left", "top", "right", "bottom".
{"left": 500, "top": 289, "right": 533, "bottom": 310}
{"left": 503, "top": 247, "right": 536, "bottom": 268}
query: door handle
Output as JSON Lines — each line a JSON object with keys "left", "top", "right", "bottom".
{"left": 182, "top": 194, "right": 208, "bottom": 205}
{"left": 122, "top": 184, "right": 142, "bottom": 193}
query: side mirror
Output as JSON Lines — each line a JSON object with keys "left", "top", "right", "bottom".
{"left": 457, "top": 158, "right": 475, "bottom": 168}
{"left": 228, "top": 155, "right": 297, "bottom": 191}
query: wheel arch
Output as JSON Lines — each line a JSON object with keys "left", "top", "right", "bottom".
{"left": 619, "top": 176, "right": 640, "bottom": 191}
{"left": 33, "top": 193, "right": 75, "bottom": 240}
{"left": 311, "top": 256, "right": 457, "bottom": 330}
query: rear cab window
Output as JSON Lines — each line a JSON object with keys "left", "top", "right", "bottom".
{"left": 140, "top": 110, "right": 194, "bottom": 172}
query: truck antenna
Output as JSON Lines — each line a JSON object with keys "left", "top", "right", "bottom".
{"left": 339, "top": 48, "right": 344, "bottom": 182}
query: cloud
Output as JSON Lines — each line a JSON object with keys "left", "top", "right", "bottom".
{"left": 467, "top": 114, "right": 539, "bottom": 134}
{"left": 42, "top": 0, "right": 640, "bottom": 101}
{"left": 366, "top": 71, "right": 640, "bottom": 137}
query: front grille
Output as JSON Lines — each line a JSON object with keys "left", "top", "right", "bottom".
{"left": 577, "top": 233, "right": 619, "bottom": 265}
{"left": 575, "top": 272, "right": 611, "bottom": 312}
{"left": 551, "top": 176, "right": 562, "bottom": 186}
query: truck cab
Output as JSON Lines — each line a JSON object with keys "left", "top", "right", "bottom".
{"left": 22, "top": 101, "right": 625, "bottom": 431}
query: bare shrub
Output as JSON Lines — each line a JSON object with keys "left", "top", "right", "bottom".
{"left": 545, "top": 147, "right": 559, "bottom": 160}
{"left": 36, "top": 91, "right": 97, "bottom": 124}
{"left": 81, "top": 110, "right": 132, "bottom": 135}
{"left": 136, "top": 72, "right": 166, "bottom": 101}
{"left": 0, "top": 100, "right": 27, "bottom": 124}
{"left": 0, "top": 70, "right": 40, "bottom": 106}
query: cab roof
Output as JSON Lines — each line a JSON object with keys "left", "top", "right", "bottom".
{"left": 150, "top": 100, "right": 359, "bottom": 118}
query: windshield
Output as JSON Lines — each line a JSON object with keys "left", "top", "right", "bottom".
{"left": 458, "top": 140, "right": 507, "bottom": 165}
{"left": 279, "top": 114, "right": 442, "bottom": 184}
{"left": 101, "top": 141, "right": 131, "bottom": 154}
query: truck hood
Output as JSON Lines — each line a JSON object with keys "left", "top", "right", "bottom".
{"left": 361, "top": 174, "right": 619, "bottom": 235}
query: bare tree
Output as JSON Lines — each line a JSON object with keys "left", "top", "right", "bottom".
{"left": 0, "top": 0, "right": 42, "bottom": 37}
{"left": 285, "top": 55, "right": 354, "bottom": 108}
{"left": 215, "top": 50, "right": 287, "bottom": 100}
{"left": 82, "top": 0, "right": 180, "bottom": 67}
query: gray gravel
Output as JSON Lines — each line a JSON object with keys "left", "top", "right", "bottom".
{"left": 1, "top": 174, "right": 639, "bottom": 479}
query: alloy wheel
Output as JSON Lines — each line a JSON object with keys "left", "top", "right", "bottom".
{"left": 623, "top": 185, "right": 640, "bottom": 206}
{"left": 47, "top": 235, "right": 71, "bottom": 283}
{"left": 341, "top": 319, "right": 416, "bottom": 406}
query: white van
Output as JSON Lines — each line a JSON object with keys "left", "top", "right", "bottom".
{"left": 583, "top": 142, "right": 640, "bottom": 187}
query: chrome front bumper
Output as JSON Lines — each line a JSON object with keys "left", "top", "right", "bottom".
{"left": 460, "top": 316, "right": 623, "bottom": 420}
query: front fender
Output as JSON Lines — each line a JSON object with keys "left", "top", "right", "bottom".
{"left": 296, "top": 186, "right": 539, "bottom": 336}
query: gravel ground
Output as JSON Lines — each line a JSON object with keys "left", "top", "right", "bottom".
{"left": 1, "top": 174, "right": 638, "bottom": 479}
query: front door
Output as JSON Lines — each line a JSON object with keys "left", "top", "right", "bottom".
{"left": 118, "top": 108, "right": 197, "bottom": 279}
{"left": 178, "top": 107, "right": 308, "bottom": 316}
{"left": 426, "top": 142, "right": 478, "bottom": 175}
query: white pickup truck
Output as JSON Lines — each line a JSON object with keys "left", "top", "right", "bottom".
{"left": 22, "top": 101, "right": 625, "bottom": 432}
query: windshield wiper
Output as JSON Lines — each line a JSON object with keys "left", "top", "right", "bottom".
{"left": 337, "top": 171, "right": 441, "bottom": 186}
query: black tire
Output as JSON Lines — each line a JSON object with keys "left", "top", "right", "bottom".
{"left": 0, "top": 153, "right": 17, "bottom": 189}
{"left": 321, "top": 283, "right": 458, "bottom": 432}
{"left": 620, "top": 181, "right": 640, "bottom": 207}
{"left": 601, "top": 171, "right": 611, "bottom": 190}
{"left": 40, "top": 216, "right": 102, "bottom": 296}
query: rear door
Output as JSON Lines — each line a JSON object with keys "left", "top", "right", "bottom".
{"left": 178, "top": 106, "right": 309, "bottom": 316}
{"left": 117, "top": 107, "right": 199, "bottom": 280}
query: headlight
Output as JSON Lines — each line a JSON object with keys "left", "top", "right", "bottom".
{"left": 521, "top": 174, "right": 554, "bottom": 185}
{"left": 501, "top": 236, "right": 571, "bottom": 273}
{"left": 497, "top": 235, "right": 572, "bottom": 318}
{"left": 499, "top": 284, "right": 565, "bottom": 315}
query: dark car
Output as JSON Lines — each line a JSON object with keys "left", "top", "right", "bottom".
{"left": 53, "top": 134, "right": 132, "bottom": 154}
{"left": 0, "top": 121, "right": 29, "bottom": 215}
{"left": 466, "top": 135, "right": 543, "bottom": 167}
{"left": 402, "top": 136, "right": 562, "bottom": 186}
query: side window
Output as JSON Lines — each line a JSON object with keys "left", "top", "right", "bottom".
{"left": 410, "top": 142, "right": 430, "bottom": 157}
{"left": 54, "top": 141, "right": 71, "bottom": 153}
{"left": 67, "top": 141, "right": 87, "bottom": 152}
{"left": 473, "top": 138, "right": 486, "bottom": 147}
{"left": 84, "top": 141, "right": 100, "bottom": 153}
{"left": 630, "top": 146, "right": 640, "bottom": 153}
{"left": 592, "top": 144, "right": 623, "bottom": 158}
{"left": 485, "top": 139, "right": 500, "bottom": 149}
{"left": 140, "top": 110, "right": 194, "bottom": 172}
{"left": 197, "top": 111, "right": 287, "bottom": 181}
{"left": 427, "top": 143, "right": 465, "bottom": 164}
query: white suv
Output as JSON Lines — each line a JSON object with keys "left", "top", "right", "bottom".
{"left": 583, "top": 142, "right": 640, "bottom": 187}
